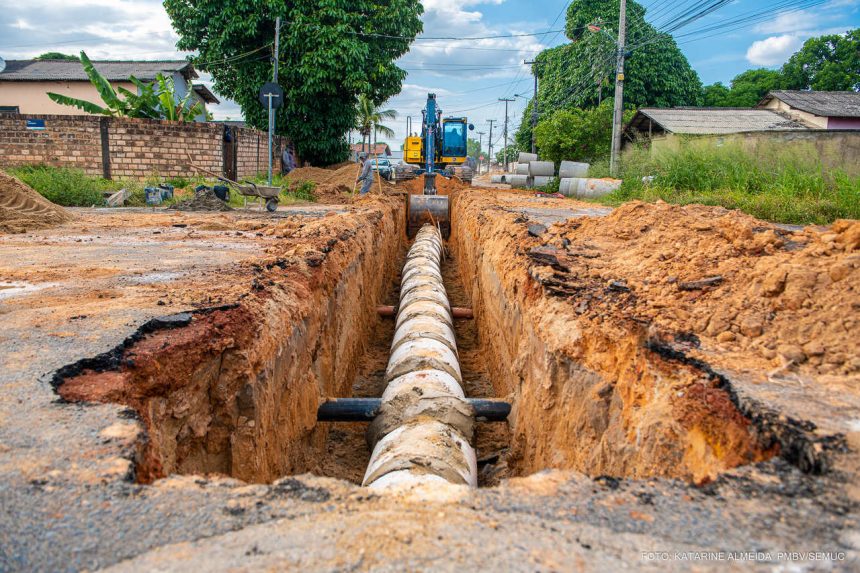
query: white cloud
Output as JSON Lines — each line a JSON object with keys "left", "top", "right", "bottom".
{"left": 746, "top": 34, "right": 803, "bottom": 66}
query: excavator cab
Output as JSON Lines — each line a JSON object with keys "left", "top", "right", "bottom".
{"left": 404, "top": 94, "right": 474, "bottom": 238}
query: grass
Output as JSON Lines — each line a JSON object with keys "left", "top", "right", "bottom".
{"left": 6, "top": 165, "right": 317, "bottom": 209}
{"left": 588, "top": 141, "right": 860, "bottom": 225}
{"left": 9, "top": 165, "right": 113, "bottom": 207}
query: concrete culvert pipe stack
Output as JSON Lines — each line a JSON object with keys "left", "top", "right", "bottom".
{"left": 531, "top": 175, "right": 552, "bottom": 188}
{"left": 509, "top": 174, "right": 530, "bottom": 188}
{"left": 515, "top": 163, "right": 530, "bottom": 175}
{"left": 517, "top": 151, "right": 538, "bottom": 163}
{"left": 363, "top": 224, "right": 477, "bottom": 489}
{"left": 528, "top": 161, "right": 555, "bottom": 177}
{"left": 559, "top": 161, "right": 589, "bottom": 179}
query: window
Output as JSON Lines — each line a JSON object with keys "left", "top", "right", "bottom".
{"left": 442, "top": 122, "right": 467, "bottom": 157}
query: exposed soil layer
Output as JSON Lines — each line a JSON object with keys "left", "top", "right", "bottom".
{"left": 450, "top": 187, "right": 789, "bottom": 484}
{"left": 57, "top": 196, "right": 405, "bottom": 483}
{"left": 290, "top": 163, "right": 397, "bottom": 190}
{"left": 538, "top": 201, "right": 859, "bottom": 378}
{"left": 0, "top": 170, "right": 73, "bottom": 233}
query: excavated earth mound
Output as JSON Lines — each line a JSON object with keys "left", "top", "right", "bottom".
{"left": 537, "top": 200, "right": 859, "bottom": 377}
{"left": 0, "top": 170, "right": 74, "bottom": 233}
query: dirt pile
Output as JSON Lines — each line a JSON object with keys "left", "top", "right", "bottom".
{"left": 289, "top": 163, "right": 396, "bottom": 191}
{"left": 0, "top": 170, "right": 73, "bottom": 233}
{"left": 312, "top": 183, "right": 353, "bottom": 204}
{"left": 403, "top": 174, "right": 468, "bottom": 196}
{"left": 535, "top": 200, "right": 859, "bottom": 376}
{"left": 169, "top": 188, "right": 233, "bottom": 212}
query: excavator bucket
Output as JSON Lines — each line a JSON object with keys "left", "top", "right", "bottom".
{"left": 407, "top": 194, "right": 450, "bottom": 239}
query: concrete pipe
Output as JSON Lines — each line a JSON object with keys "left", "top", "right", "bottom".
{"left": 515, "top": 163, "right": 530, "bottom": 175}
{"left": 509, "top": 174, "right": 529, "bottom": 188}
{"left": 531, "top": 175, "right": 552, "bottom": 188}
{"left": 528, "top": 161, "right": 555, "bottom": 177}
{"left": 517, "top": 151, "right": 538, "bottom": 163}
{"left": 559, "top": 161, "right": 589, "bottom": 179}
{"left": 490, "top": 174, "right": 502, "bottom": 184}
{"left": 560, "top": 177, "right": 623, "bottom": 199}
{"left": 363, "top": 224, "right": 477, "bottom": 489}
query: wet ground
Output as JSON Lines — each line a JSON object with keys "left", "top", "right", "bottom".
{"left": 1, "top": 190, "right": 858, "bottom": 571}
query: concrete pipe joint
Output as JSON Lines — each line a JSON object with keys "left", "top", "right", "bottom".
{"left": 363, "top": 224, "right": 477, "bottom": 489}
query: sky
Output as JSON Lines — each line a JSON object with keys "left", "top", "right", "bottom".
{"left": 2, "top": 0, "right": 859, "bottom": 155}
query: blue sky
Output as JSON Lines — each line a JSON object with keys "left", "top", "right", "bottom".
{"left": 2, "top": 0, "right": 859, "bottom": 153}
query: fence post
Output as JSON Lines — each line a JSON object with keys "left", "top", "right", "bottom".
{"left": 99, "top": 117, "right": 111, "bottom": 180}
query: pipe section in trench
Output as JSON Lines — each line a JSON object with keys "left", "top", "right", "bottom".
{"left": 362, "top": 225, "right": 478, "bottom": 489}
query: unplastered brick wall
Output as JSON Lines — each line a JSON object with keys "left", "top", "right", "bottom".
{"left": 0, "top": 114, "right": 104, "bottom": 176}
{"left": 0, "top": 114, "right": 289, "bottom": 180}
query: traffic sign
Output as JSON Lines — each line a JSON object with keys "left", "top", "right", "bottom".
{"left": 258, "top": 82, "right": 284, "bottom": 109}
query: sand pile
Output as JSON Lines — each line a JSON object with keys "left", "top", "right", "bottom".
{"left": 313, "top": 183, "right": 353, "bottom": 204}
{"left": 0, "top": 170, "right": 73, "bottom": 233}
{"left": 533, "top": 200, "right": 859, "bottom": 376}
{"left": 169, "top": 188, "right": 232, "bottom": 212}
{"left": 289, "top": 163, "right": 395, "bottom": 190}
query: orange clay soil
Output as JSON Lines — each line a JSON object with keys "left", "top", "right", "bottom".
{"left": 57, "top": 195, "right": 406, "bottom": 484}
{"left": 537, "top": 200, "right": 859, "bottom": 378}
{"left": 290, "top": 163, "right": 397, "bottom": 190}
{"left": 0, "top": 170, "right": 74, "bottom": 233}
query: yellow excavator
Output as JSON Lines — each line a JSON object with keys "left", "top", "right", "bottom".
{"left": 403, "top": 93, "right": 474, "bottom": 238}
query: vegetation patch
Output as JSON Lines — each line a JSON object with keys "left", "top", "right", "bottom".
{"left": 8, "top": 165, "right": 112, "bottom": 207}
{"left": 590, "top": 143, "right": 860, "bottom": 225}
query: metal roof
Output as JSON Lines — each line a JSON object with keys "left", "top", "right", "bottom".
{"left": 761, "top": 90, "right": 860, "bottom": 118}
{"left": 192, "top": 84, "right": 220, "bottom": 104}
{"left": 0, "top": 60, "right": 197, "bottom": 82}
{"left": 627, "top": 107, "right": 811, "bottom": 135}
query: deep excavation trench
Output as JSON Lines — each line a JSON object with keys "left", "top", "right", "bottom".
{"left": 56, "top": 185, "right": 776, "bottom": 487}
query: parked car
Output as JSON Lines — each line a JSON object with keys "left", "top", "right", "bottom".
{"left": 370, "top": 158, "right": 393, "bottom": 181}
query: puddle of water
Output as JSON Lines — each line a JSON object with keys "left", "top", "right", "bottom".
{"left": 0, "top": 282, "right": 55, "bottom": 301}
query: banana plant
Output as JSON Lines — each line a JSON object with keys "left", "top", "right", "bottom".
{"left": 153, "top": 73, "right": 204, "bottom": 121}
{"left": 47, "top": 51, "right": 202, "bottom": 121}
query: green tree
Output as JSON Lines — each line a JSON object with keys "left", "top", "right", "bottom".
{"left": 534, "top": 99, "right": 634, "bottom": 164}
{"left": 164, "top": 0, "right": 422, "bottom": 165}
{"left": 36, "top": 52, "right": 79, "bottom": 61}
{"left": 702, "top": 82, "right": 731, "bottom": 106}
{"left": 467, "top": 138, "right": 481, "bottom": 161}
{"left": 515, "top": 0, "right": 702, "bottom": 154}
{"left": 702, "top": 69, "right": 785, "bottom": 107}
{"left": 354, "top": 94, "right": 396, "bottom": 153}
{"left": 781, "top": 29, "right": 860, "bottom": 91}
{"left": 495, "top": 145, "right": 520, "bottom": 166}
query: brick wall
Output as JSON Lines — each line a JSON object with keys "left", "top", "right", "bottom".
{"left": 0, "top": 114, "right": 290, "bottom": 180}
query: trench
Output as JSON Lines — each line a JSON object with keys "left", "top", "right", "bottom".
{"left": 54, "top": 184, "right": 783, "bottom": 488}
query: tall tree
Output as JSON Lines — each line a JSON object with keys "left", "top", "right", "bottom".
{"left": 467, "top": 138, "right": 481, "bottom": 161}
{"left": 702, "top": 69, "right": 785, "bottom": 107}
{"left": 165, "top": 0, "right": 422, "bottom": 165}
{"left": 515, "top": 0, "right": 702, "bottom": 153}
{"left": 781, "top": 29, "right": 860, "bottom": 91}
{"left": 354, "top": 94, "right": 396, "bottom": 153}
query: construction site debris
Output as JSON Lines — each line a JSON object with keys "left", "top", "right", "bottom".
{"left": 169, "top": 188, "right": 233, "bottom": 212}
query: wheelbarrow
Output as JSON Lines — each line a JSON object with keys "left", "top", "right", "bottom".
{"left": 187, "top": 161, "right": 281, "bottom": 212}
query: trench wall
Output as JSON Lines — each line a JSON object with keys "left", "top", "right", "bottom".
{"left": 59, "top": 199, "right": 405, "bottom": 483}
{"left": 449, "top": 190, "right": 770, "bottom": 483}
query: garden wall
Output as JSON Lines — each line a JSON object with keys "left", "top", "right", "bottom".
{"left": 0, "top": 114, "right": 288, "bottom": 180}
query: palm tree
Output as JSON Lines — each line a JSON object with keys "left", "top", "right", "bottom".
{"left": 355, "top": 95, "right": 397, "bottom": 155}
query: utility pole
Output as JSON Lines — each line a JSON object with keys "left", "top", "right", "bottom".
{"left": 610, "top": 0, "right": 626, "bottom": 177}
{"left": 525, "top": 60, "right": 538, "bottom": 154}
{"left": 267, "top": 16, "right": 281, "bottom": 186}
{"left": 498, "top": 97, "right": 514, "bottom": 171}
{"left": 476, "top": 130, "right": 485, "bottom": 174}
{"left": 486, "top": 119, "right": 496, "bottom": 171}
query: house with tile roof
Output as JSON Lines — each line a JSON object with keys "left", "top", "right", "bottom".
{"left": 0, "top": 59, "right": 219, "bottom": 121}
{"left": 758, "top": 90, "right": 860, "bottom": 130}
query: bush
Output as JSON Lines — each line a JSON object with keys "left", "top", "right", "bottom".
{"left": 590, "top": 141, "right": 860, "bottom": 225}
{"left": 9, "top": 165, "right": 109, "bottom": 206}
